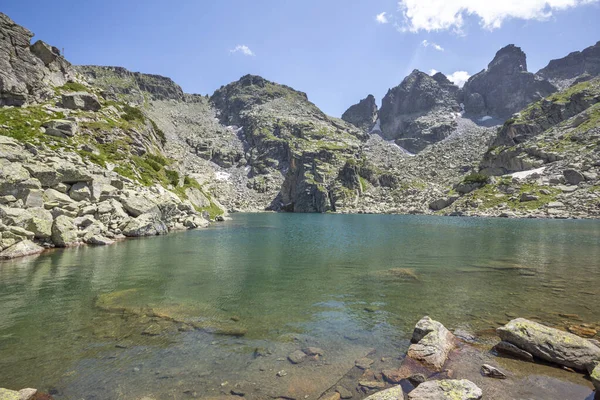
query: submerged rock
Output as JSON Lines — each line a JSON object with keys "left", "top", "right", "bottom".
{"left": 408, "top": 316, "right": 456, "bottom": 371}
{"left": 497, "top": 318, "right": 600, "bottom": 371}
{"left": 407, "top": 379, "right": 482, "bottom": 400}
{"left": 480, "top": 364, "right": 506, "bottom": 379}
{"left": 363, "top": 386, "right": 404, "bottom": 399}
{"left": 493, "top": 341, "right": 534, "bottom": 362}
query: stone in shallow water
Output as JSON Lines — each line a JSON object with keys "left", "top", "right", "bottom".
{"left": 497, "top": 318, "right": 600, "bottom": 371}
{"left": 407, "top": 379, "right": 482, "bottom": 400}
{"left": 481, "top": 364, "right": 506, "bottom": 379}
{"left": 355, "top": 357, "right": 374, "bottom": 369}
{"left": 408, "top": 316, "right": 456, "bottom": 371}
{"left": 493, "top": 341, "right": 534, "bottom": 362}
{"left": 0, "top": 240, "right": 44, "bottom": 259}
{"left": 288, "top": 349, "right": 307, "bottom": 364}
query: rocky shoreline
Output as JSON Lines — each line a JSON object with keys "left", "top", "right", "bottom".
{"left": 2, "top": 316, "right": 598, "bottom": 399}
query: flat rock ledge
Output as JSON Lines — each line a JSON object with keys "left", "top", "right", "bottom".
{"left": 407, "top": 316, "right": 457, "bottom": 371}
{"left": 497, "top": 318, "right": 600, "bottom": 371}
{"left": 407, "top": 379, "right": 483, "bottom": 400}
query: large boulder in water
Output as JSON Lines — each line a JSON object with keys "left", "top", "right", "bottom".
{"left": 51, "top": 215, "right": 78, "bottom": 247}
{"left": 407, "top": 316, "right": 456, "bottom": 371}
{"left": 497, "top": 318, "right": 600, "bottom": 371}
{"left": 407, "top": 379, "right": 482, "bottom": 400}
{"left": 0, "top": 240, "right": 44, "bottom": 259}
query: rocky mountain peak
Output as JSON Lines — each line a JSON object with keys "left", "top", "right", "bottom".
{"left": 463, "top": 44, "right": 556, "bottom": 119}
{"left": 488, "top": 44, "right": 528, "bottom": 74}
{"left": 341, "top": 94, "right": 378, "bottom": 132}
{"left": 431, "top": 72, "right": 452, "bottom": 86}
{"left": 537, "top": 40, "right": 600, "bottom": 89}
{"left": 378, "top": 69, "right": 461, "bottom": 153}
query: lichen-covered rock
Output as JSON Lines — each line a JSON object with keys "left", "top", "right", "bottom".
{"left": 69, "top": 182, "right": 91, "bottom": 201}
{"left": 51, "top": 215, "right": 78, "bottom": 247}
{"left": 497, "top": 318, "right": 600, "bottom": 371}
{"left": 408, "top": 316, "right": 456, "bottom": 371}
{"left": 363, "top": 386, "right": 404, "bottom": 400}
{"left": 120, "top": 193, "right": 160, "bottom": 217}
{"left": 121, "top": 213, "right": 168, "bottom": 237}
{"left": 407, "top": 379, "right": 482, "bottom": 400}
{"left": 0, "top": 240, "right": 44, "bottom": 259}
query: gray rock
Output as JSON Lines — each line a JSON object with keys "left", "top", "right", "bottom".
{"left": 61, "top": 92, "right": 101, "bottom": 111}
{"left": 363, "top": 386, "right": 404, "bottom": 400}
{"left": 429, "top": 197, "right": 457, "bottom": 211}
{"left": 25, "top": 208, "right": 53, "bottom": 239}
{"left": 120, "top": 194, "right": 159, "bottom": 217}
{"left": 86, "top": 235, "right": 114, "bottom": 246}
{"left": 481, "top": 364, "right": 506, "bottom": 379}
{"left": 497, "top": 318, "right": 600, "bottom": 371}
{"left": 44, "top": 188, "right": 76, "bottom": 207}
{"left": 24, "top": 189, "right": 44, "bottom": 208}
{"left": 42, "top": 119, "right": 78, "bottom": 138}
{"left": 23, "top": 163, "right": 62, "bottom": 187}
{"left": 408, "top": 316, "right": 456, "bottom": 371}
{"left": 0, "top": 240, "right": 44, "bottom": 259}
{"left": 55, "top": 163, "right": 93, "bottom": 183}
{"left": 69, "top": 182, "right": 91, "bottom": 201}
{"left": 407, "top": 379, "right": 482, "bottom": 400}
{"left": 355, "top": 357, "right": 374, "bottom": 369}
{"left": 288, "top": 349, "right": 307, "bottom": 364}
{"left": 8, "top": 226, "right": 34, "bottom": 240}
{"left": 520, "top": 193, "right": 539, "bottom": 202}
{"left": 51, "top": 215, "right": 78, "bottom": 247}
{"left": 121, "top": 213, "right": 168, "bottom": 237}
{"left": 547, "top": 201, "right": 565, "bottom": 208}
{"left": 563, "top": 169, "right": 584, "bottom": 185}
{"left": 493, "top": 340, "right": 534, "bottom": 362}
{"left": 537, "top": 40, "right": 600, "bottom": 89}
{"left": 18, "top": 388, "right": 38, "bottom": 400}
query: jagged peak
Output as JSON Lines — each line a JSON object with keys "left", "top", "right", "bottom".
{"left": 488, "top": 44, "right": 527, "bottom": 73}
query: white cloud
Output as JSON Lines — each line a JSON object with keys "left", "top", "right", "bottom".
{"left": 447, "top": 71, "right": 471, "bottom": 87}
{"left": 421, "top": 39, "right": 444, "bottom": 51}
{"left": 376, "top": 11, "right": 389, "bottom": 24}
{"left": 230, "top": 45, "right": 255, "bottom": 56}
{"left": 397, "top": 0, "right": 599, "bottom": 32}
{"left": 428, "top": 69, "right": 439, "bottom": 75}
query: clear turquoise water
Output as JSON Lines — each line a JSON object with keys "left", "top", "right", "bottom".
{"left": 0, "top": 214, "right": 599, "bottom": 399}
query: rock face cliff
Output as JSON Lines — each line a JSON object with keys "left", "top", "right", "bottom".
{"left": 537, "top": 41, "right": 600, "bottom": 89}
{"left": 463, "top": 45, "right": 556, "bottom": 119}
{"left": 341, "top": 94, "right": 378, "bottom": 132}
{"left": 0, "top": 13, "right": 74, "bottom": 106}
{"left": 378, "top": 70, "right": 461, "bottom": 153}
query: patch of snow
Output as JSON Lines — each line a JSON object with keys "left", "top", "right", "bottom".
{"left": 215, "top": 171, "right": 231, "bottom": 182}
{"left": 369, "top": 119, "right": 382, "bottom": 133}
{"left": 509, "top": 167, "right": 545, "bottom": 180}
{"left": 459, "top": 103, "right": 465, "bottom": 116}
{"left": 479, "top": 116, "right": 493, "bottom": 122}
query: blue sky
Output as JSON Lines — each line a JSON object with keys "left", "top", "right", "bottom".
{"left": 3, "top": 1, "right": 600, "bottom": 117}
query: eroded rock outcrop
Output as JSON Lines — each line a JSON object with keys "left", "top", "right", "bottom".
{"left": 463, "top": 45, "right": 556, "bottom": 119}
